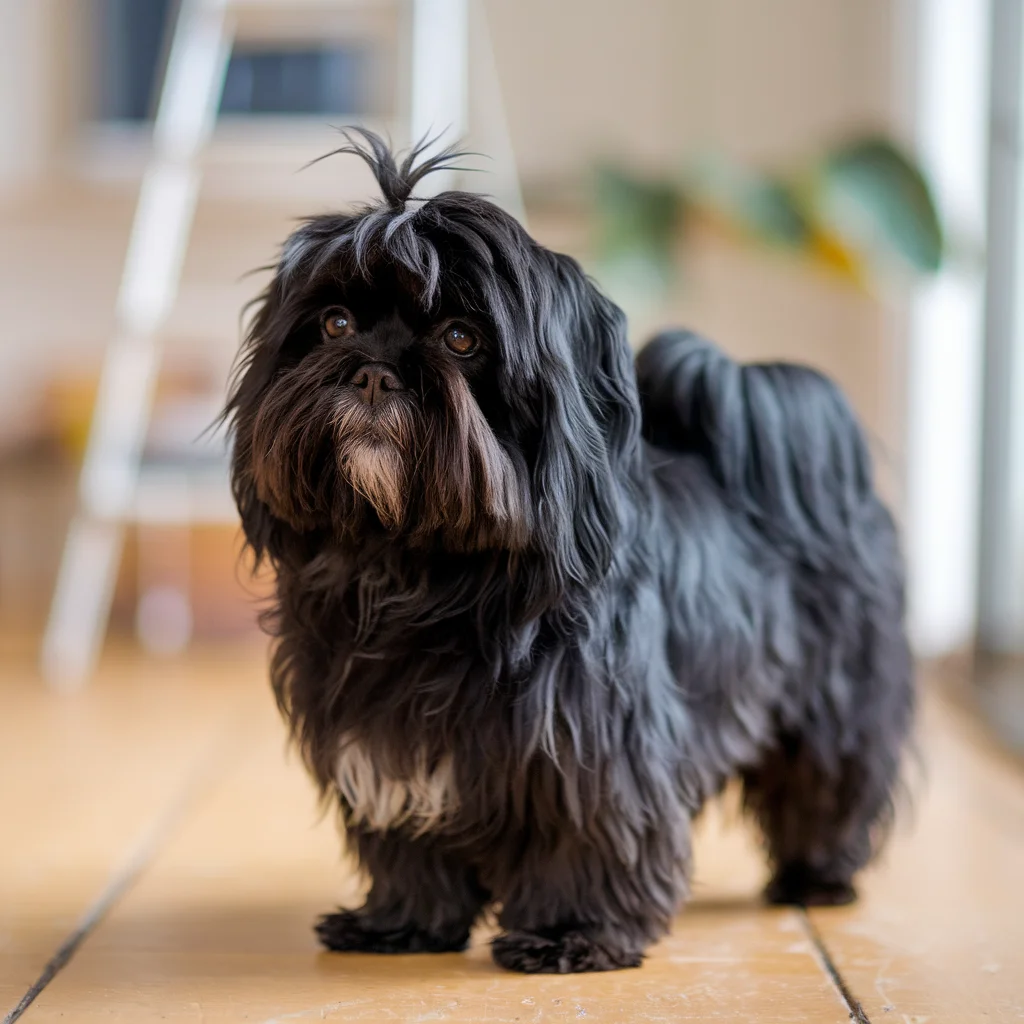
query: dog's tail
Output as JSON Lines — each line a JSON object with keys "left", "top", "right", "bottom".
{"left": 635, "top": 329, "right": 893, "bottom": 582}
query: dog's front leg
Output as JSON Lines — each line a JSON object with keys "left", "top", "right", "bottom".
{"left": 316, "top": 830, "right": 488, "bottom": 954}
{"left": 491, "top": 819, "right": 691, "bottom": 973}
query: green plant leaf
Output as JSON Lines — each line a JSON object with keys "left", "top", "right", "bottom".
{"left": 816, "top": 137, "right": 943, "bottom": 272}
{"left": 685, "top": 154, "right": 812, "bottom": 249}
{"left": 740, "top": 177, "right": 811, "bottom": 247}
{"left": 591, "top": 165, "right": 683, "bottom": 275}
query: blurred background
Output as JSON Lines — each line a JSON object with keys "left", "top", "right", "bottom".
{"left": 0, "top": 0, "right": 1020, "bottom": 750}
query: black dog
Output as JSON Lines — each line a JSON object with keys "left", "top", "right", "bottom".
{"left": 225, "top": 131, "right": 913, "bottom": 974}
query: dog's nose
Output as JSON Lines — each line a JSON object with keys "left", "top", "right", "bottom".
{"left": 349, "top": 363, "right": 404, "bottom": 406}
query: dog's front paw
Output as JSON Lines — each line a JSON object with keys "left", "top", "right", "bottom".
{"left": 765, "top": 863, "right": 857, "bottom": 907}
{"left": 316, "top": 909, "right": 470, "bottom": 954}
{"left": 491, "top": 928, "right": 643, "bottom": 973}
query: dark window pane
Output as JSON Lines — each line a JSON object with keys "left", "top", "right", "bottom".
{"left": 219, "top": 48, "right": 371, "bottom": 116}
{"left": 94, "top": 0, "right": 174, "bottom": 121}
{"left": 93, "top": 0, "right": 372, "bottom": 121}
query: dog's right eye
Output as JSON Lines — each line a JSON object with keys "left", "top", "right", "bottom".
{"left": 322, "top": 308, "right": 356, "bottom": 339}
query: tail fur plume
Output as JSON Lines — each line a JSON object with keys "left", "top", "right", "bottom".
{"left": 636, "top": 330, "right": 892, "bottom": 584}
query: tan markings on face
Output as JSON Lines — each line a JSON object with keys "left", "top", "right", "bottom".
{"left": 341, "top": 442, "right": 407, "bottom": 527}
{"left": 333, "top": 400, "right": 414, "bottom": 528}
{"left": 446, "top": 373, "right": 524, "bottom": 525}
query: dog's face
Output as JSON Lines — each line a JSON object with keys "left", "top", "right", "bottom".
{"left": 227, "top": 133, "right": 640, "bottom": 593}
{"left": 239, "top": 263, "right": 530, "bottom": 548}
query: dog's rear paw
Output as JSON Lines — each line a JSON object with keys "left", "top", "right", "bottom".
{"left": 316, "top": 910, "right": 470, "bottom": 954}
{"left": 491, "top": 928, "right": 643, "bottom": 973}
{"left": 764, "top": 864, "right": 857, "bottom": 907}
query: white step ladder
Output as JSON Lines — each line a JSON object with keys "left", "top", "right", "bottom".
{"left": 41, "top": 0, "right": 523, "bottom": 688}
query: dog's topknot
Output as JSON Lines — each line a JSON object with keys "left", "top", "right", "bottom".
{"left": 281, "top": 128, "right": 521, "bottom": 309}
{"left": 313, "top": 127, "right": 473, "bottom": 212}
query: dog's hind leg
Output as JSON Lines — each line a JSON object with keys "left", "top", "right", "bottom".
{"left": 316, "top": 830, "right": 488, "bottom": 954}
{"left": 742, "top": 739, "right": 873, "bottom": 906}
{"left": 742, "top": 620, "right": 914, "bottom": 906}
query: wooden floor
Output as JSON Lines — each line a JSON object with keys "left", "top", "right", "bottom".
{"left": 2, "top": 641, "right": 1022, "bottom": 1023}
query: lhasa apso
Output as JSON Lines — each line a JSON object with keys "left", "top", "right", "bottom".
{"left": 225, "top": 131, "right": 913, "bottom": 973}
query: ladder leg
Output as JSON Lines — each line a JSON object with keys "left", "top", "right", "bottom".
{"left": 41, "top": 518, "right": 125, "bottom": 689}
{"left": 409, "top": 0, "right": 524, "bottom": 222}
{"left": 467, "top": 0, "right": 526, "bottom": 224}
{"left": 410, "top": 0, "right": 469, "bottom": 194}
{"left": 40, "top": 330, "right": 164, "bottom": 686}
{"left": 41, "top": 0, "right": 232, "bottom": 688}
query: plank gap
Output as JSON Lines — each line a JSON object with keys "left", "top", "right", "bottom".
{"left": 799, "top": 909, "right": 872, "bottom": 1023}
{"left": 1, "top": 739, "right": 225, "bottom": 1024}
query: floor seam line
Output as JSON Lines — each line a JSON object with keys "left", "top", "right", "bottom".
{"left": 799, "top": 908, "right": 872, "bottom": 1023}
{"left": 2, "top": 734, "right": 227, "bottom": 1024}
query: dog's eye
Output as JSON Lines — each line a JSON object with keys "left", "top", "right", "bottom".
{"left": 443, "top": 325, "right": 478, "bottom": 356}
{"left": 322, "top": 308, "right": 355, "bottom": 339}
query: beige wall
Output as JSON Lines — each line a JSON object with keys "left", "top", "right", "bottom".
{"left": 488, "top": 0, "right": 900, "bottom": 180}
{"left": 0, "top": 0, "right": 54, "bottom": 189}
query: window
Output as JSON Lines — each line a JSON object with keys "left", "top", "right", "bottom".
{"left": 93, "top": 0, "right": 374, "bottom": 121}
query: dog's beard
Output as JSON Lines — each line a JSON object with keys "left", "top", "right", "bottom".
{"left": 335, "top": 374, "right": 528, "bottom": 539}
{"left": 247, "top": 351, "right": 530, "bottom": 547}
{"left": 333, "top": 398, "right": 414, "bottom": 529}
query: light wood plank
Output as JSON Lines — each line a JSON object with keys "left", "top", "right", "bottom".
{"left": 0, "top": 642, "right": 267, "bottom": 1016}
{"left": 809, "top": 691, "right": 1024, "bottom": 1023}
{"left": 24, "top": 660, "right": 850, "bottom": 1023}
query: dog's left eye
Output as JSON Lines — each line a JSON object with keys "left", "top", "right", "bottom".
{"left": 443, "top": 325, "right": 478, "bottom": 356}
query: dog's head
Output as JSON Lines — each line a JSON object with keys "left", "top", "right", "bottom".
{"left": 227, "top": 131, "right": 640, "bottom": 592}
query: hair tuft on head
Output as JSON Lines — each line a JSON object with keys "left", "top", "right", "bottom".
{"left": 308, "top": 127, "right": 475, "bottom": 211}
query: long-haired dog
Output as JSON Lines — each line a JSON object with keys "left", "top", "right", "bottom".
{"left": 225, "top": 130, "right": 913, "bottom": 973}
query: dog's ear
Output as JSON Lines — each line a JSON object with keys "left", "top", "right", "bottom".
{"left": 519, "top": 253, "right": 640, "bottom": 603}
{"left": 224, "top": 269, "right": 302, "bottom": 567}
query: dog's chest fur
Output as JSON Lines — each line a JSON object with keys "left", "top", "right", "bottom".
{"left": 334, "top": 735, "right": 458, "bottom": 833}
